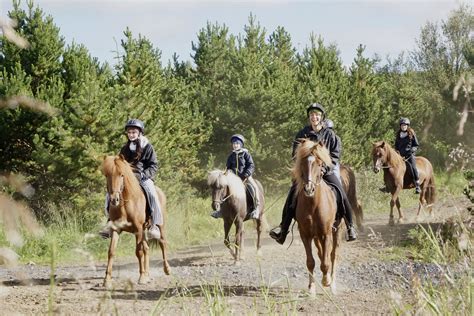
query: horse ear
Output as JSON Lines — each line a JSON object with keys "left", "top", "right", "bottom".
{"left": 380, "top": 141, "right": 385, "bottom": 148}
{"left": 118, "top": 154, "right": 126, "bottom": 161}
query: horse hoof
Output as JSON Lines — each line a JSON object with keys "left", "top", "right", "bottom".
{"left": 163, "top": 263, "right": 171, "bottom": 276}
{"left": 388, "top": 219, "right": 395, "bottom": 226}
{"left": 398, "top": 217, "right": 405, "bottom": 224}
{"left": 234, "top": 260, "right": 241, "bottom": 267}
{"left": 256, "top": 249, "right": 263, "bottom": 257}
{"left": 330, "top": 281, "right": 337, "bottom": 295}
{"left": 308, "top": 284, "right": 316, "bottom": 297}
{"left": 103, "top": 279, "right": 112, "bottom": 289}
{"left": 138, "top": 276, "right": 150, "bottom": 285}
{"left": 322, "top": 274, "right": 332, "bottom": 287}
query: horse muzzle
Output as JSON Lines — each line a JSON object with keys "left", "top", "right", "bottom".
{"left": 110, "top": 193, "right": 120, "bottom": 207}
{"left": 212, "top": 201, "right": 221, "bottom": 211}
{"left": 304, "top": 183, "right": 315, "bottom": 197}
{"left": 373, "top": 166, "right": 380, "bottom": 173}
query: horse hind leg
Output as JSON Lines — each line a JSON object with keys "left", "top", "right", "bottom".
{"left": 158, "top": 224, "right": 171, "bottom": 275}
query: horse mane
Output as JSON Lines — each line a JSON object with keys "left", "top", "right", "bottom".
{"left": 102, "top": 155, "right": 143, "bottom": 197}
{"left": 292, "top": 140, "right": 333, "bottom": 191}
{"left": 208, "top": 169, "right": 246, "bottom": 201}
{"left": 372, "top": 141, "right": 405, "bottom": 167}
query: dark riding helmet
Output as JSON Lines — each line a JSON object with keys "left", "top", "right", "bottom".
{"left": 125, "top": 119, "right": 145, "bottom": 134}
{"left": 306, "top": 103, "right": 326, "bottom": 117}
{"left": 324, "top": 119, "right": 334, "bottom": 129}
{"left": 230, "top": 134, "right": 245, "bottom": 145}
{"left": 399, "top": 117, "right": 410, "bottom": 126}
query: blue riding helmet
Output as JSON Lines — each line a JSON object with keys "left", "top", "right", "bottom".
{"left": 230, "top": 134, "right": 245, "bottom": 146}
{"left": 125, "top": 119, "right": 145, "bottom": 134}
{"left": 324, "top": 119, "right": 334, "bottom": 129}
{"left": 399, "top": 117, "right": 410, "bottom": 126}
{"left": 306, "top": 103, "right": 326, "bottom": 117}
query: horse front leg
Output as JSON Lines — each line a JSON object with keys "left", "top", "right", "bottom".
{"left": 416, "top": 184, "right": 427, "bottom": 219}
{"left": 158, "top": 224, "right": 170, "bottom": 275}
{"left": 302, "top": 236, "right": 316, "bottom": 296}
{"left": 136, "top": 231, "right": 149, "bottom": 285}
{"left": 319, "top": 233, "right": 333, "bottom": 287}
{"left": 330, "top": 228, "right": 342, "bottom": 294}
{"left": 104, "top": 230, "right": 120, "bottom": 288}
{"left": 256, "top": 217, "right": 262, "bottom": 256}
{"left": 389, "top": 187, "right": 403, "bottom": 225}
{"left": 223, "top": 219, "right": 235, "bottom": 259}
{"left": 234, "top": 219, "right": 244, "bottom": 264}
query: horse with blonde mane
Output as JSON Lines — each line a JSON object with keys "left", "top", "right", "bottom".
{"left": 372, "top": 141, "right": 436, "bottom": 224}
{"left": 208, "top": 170, "right": 265, "bottom": 264}
{"left": 101, "top": 155, "right": 170, "bottom": 287}
{"left": 293, "top": 139, "right": 343, "bottom": 294}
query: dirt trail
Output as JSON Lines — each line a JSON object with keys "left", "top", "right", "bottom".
{"left": 0, "top": 197, "right": 470, "bottom": 315}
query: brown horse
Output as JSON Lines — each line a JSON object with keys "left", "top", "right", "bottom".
{"left": 101, "top": 155, "right": 170, "bottom": 287}
{"left": 208, "top": 170, "right": 265, "bottom": 264}
{"left": 340, "top": 164, "right": 364, "bottom": 231}
{"left": 293, "top": 139, "right": 343, "bottom": 295}
{"left": 372, "top": 141, "right": 436, "bottom": 224}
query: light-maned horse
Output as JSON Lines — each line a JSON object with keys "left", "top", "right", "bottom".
{"left": 340, "top": 164, "right": 364, "bottom": 231}
{"left": 208, "top": 170, "right": 265, "bottom": 264}
{"left": 372, "top": 141, "right": 436, "bottom": 224}
{"left": 101, "top": 155, "right": 170, "bottom": 287}
{"left": 293, "top": 139, "right": 343, "bottom": 295}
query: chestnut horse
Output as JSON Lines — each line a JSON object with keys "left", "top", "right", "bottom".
{"left": 340, "top": 164, "right": 364, "bottom": 231}
{"left": 101, "top": 155, "right": 170, "bottom": 287}
{"left": 293, "top": 140, "right": 343, "bottom": 294}
{"left": 372, "top": 141, "right": 436, "bottom": 224}
{"left": 208, "top": 170, "right": 265, "bottom": 264}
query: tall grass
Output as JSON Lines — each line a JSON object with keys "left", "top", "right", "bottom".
{"left": 391, "top": 217, "right": 472, "bottom": 315}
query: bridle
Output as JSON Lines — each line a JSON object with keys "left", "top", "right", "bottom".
{"left": 306, "top": 155, "right": 322, "bottom": 186}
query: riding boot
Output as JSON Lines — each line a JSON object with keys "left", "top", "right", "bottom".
{"left": 344, "top": 210, "right": 357, "bottom": 241}
{"left": 270, "top": 185, "right": 296, "bottom": 244}
{"left": 99, "top": 218, "right": 112, "bottom": 239}
{"left": 415, "top": 180, "right": 421, "bottom": 194}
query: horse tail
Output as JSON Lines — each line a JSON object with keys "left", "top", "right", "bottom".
{"left": 425, "top": 173, "right": 436, "bottom": 206}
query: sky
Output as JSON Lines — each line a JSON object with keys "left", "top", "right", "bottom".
{"left": 0, "top": 0, "right": 465, "bottom": 67}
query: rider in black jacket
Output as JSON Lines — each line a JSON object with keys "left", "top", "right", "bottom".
{"left": 269, "top": 103, "right": 357, "bottom": 244}
{"left": 395, "top": 117, "right": 421, "bottom": 194}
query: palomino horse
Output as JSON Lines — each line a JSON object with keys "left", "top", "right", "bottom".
{"left": 208, "top": 170, "right": 265, "bottom": 264}
{"left": 293, "top": 139, "right": 343, "bottom": 295}
{"left": 372, "top": 141, "right": 436, "bottom": 224}
{"left": 340, "top": 164, "right": 364, "bottom": 231}
{"left": 101, "top": 155, "right": 170, "bottom": 287}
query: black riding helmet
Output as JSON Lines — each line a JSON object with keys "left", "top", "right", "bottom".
{"left": 306, "top": 103, "right": 326, "bottom": 118}
{"left": 125, "top": 119, "right": 145, "bottom": 134}
{"left": 399, "top": 117, "right": 410, "bottom": 126}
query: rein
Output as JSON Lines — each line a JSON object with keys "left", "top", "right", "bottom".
{"left": 213, "top": 193, "right": 233, "bottom": 204}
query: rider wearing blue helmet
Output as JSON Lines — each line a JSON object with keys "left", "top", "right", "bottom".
{"left": 210, "top": 134, "right": 260, "bottom": 219}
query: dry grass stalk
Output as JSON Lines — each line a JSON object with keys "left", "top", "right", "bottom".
{"left": 0, "top": 17, "right": 29, "bottom": 49}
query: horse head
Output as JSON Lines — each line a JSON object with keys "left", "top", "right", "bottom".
{"left": 294, "top": 140, "right": 331, "bottom": 198}
{"left": 102, "top": 155, "right": 128, "bottom": 207}
{"left": 207, "top": 170, "right": 230, "bottom": 212}
{"left": 372, "top": 141, "right": 388, "bottom": 173}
